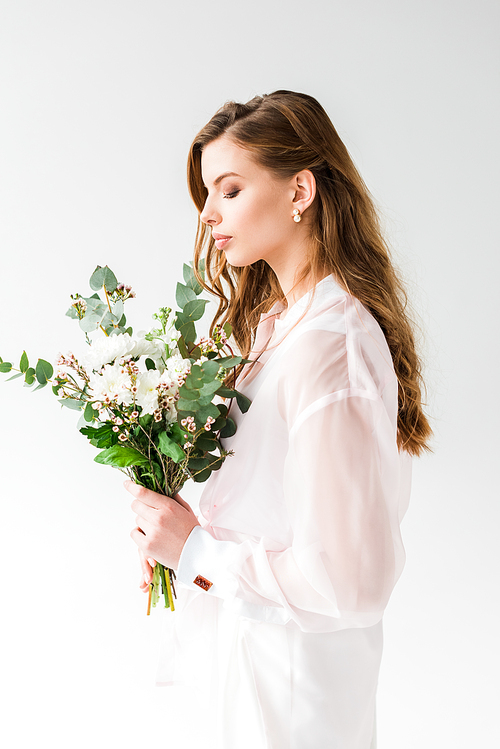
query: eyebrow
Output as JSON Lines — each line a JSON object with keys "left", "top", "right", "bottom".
{"left": 213, "top": 171, "right": 243, "bottom": 186}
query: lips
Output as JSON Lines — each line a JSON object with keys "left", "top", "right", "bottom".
{"left": 212, "top": 233, "right": 232, "bottom": 250}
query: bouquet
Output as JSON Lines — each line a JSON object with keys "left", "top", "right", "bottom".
{"left": 0, "top": 264, "right": 250, "bottom": 614}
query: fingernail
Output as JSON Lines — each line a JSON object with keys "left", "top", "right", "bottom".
{"left": 147, "top": 558, "right": 156, "bottom": 567}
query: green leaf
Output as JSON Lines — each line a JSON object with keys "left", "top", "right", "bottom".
{"left": 183, "top": 263, "right": 204, "bottom": 294}
{"left": 216, "top": 356, "right": 243, "bottom": 368}
{"left": 59, "top": 397, "right": 84, "bottom": 410}
{"left": 66, "top": 305, "right": 79, "bottom": 319}
{"left": 187, "top": 457, "right": 211, "bottom": 471}
{"left": 6, "top": 372, "right": 24, "bottom": 381}
{"left": 198, "top": 379, "right": 223, "bottom": 398}
{"left": 182, "top": 298, "right": 209, "bottom": 323}
{"left": 19, "top": 351, "right": 29, "bottom": 373}
{"left": 35, "top": 359, "right": 53, "bottom": 385}
{"left": 158, "top": 432, "right": 186, "bottom": 463}
{"left": 94, "top": 445, "right": 150, "bottom": 467}
{"left": 145, "top": 358, "right": 156, "bottom": 371}
{"left": 223, "top": 322, "right": 232, "bottom": 338}
{"left": 196, "top": 403, "right": 220, "bottom": 425}
{"left": 219, "top": 417, "right": 236, "bottom": 438}
{"left": 175, "top": 282, "right": 197, "bottom": 310}
{"left": 25, "top": 367, "right": 36, "bottom": 385}
{"left": 0, "top": 362, "right": 13, "bottom": 373}
{"left": 201, "top": 360, "right": 220, "bottom": 380}
{"left": 193, "top": 433, "right": 217, "bottom": 452}
{"left": 169, "top": 422, "right": 186, "bottom": 445}
{"left": 89, "top": 265, "right": 118, "bottom": 293}
{"left": 79, "top": 313, "right": 103, "bottom": 333}
{"left": 84, "top": 402, "right": 96, "bottom": 423}
{"left": 32, "top": 382, "right": 47, "bottom": 391}
{"left": 139, "top": 413, "right": 153, "bottom": 429}
{"left": 235, "top": 391, "right": 251, "bottom": 413}
{"left": 113, "top": 299, "right": 124, "bottom": 321}
{"left": 216, "top": 385, "right": 237, "bottom": 398}
{"left": 177, "top": 336, "right": 189, "bottom": 359}
{"left": 176, "top": 398, "right": 198, "bottom": 412}
{"left": 175, "top": 319, "right": 196, "bottom": 344}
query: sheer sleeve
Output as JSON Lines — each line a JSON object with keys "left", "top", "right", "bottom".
{"left": 177, "top": 377, "right": 411, "bottom": 633}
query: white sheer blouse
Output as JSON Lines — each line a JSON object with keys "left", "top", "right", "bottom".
{"left": 158, "top": 275, "right": 412, "bottom": 749}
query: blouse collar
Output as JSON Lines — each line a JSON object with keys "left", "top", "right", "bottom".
{"left": 273, "top": 274, "right": 346, "bottom": 337}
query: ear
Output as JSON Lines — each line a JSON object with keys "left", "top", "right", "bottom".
{"left": 290, "top": 170, "right": 316, "bottom": 214}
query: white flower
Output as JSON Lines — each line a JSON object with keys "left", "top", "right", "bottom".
{"left": 166, "top": 354, "right": 191, "bottom": 384}
{"left": 88, "top": 362, "right": 134, "bottom": 406}
{"left": 83, "top": 332, "right": 160, "bottom": 371}
{"left": 134, "top": 370, "right": 161, "bottom": 414}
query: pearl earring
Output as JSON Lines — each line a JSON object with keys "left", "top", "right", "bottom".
{"left": 292, "top": 209, "right": 301, "bottom": 223}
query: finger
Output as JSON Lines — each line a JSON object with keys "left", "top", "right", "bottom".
{"left": 134, "top": 516, "right": 153, "bottom": 537}
{"left": 124, "top": 480, "right": 163, "bottom": 509}
{"left": 171, "top": 493, "right": 194, "bottom": 513}
{"left": 131, "top": 498, "right": 159, "bottom": 524}
{"left": 130, "top": 526, "right": 148, "bottom": 551}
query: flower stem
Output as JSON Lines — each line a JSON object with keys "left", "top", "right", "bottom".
{"left": 147, "top": 584, "right": 152, "bottom": 616}
{"left": 164, "top": 566, "right": 175, "bottom": 611}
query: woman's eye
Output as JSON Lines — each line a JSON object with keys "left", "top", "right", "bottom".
{"left": 223, "top": 189, "right": 240, "bottom": 199}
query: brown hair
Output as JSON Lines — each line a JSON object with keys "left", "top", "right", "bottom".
{"left": 187, "top": 90, "right": 432, "bottom": 455}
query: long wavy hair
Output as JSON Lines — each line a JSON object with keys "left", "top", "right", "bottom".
{"left": 187, "top": 90, "right": 432, "bottom": 456}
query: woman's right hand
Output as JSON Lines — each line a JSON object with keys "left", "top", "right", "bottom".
{"left": 138, "top": 549, "right": 156, "bottom": 592}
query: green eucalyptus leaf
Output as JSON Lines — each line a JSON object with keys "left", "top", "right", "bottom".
{"left": 66, "top": 305, "right": 79, "bottom": 319}
{"left": 35, "top": 359, "right": 53, "bottom": 384}
{"left": 183, "top": 263, "right": 204, "bottom": 294}
{"left": 216, "top": 356, "right": 243, "bottom": 368}
{"left": 182, "top": 298, "right": 209, "bottom": 323}
{"left": 32, "top": 382, "right": 47, "bottom": 392}
{"left": 59, "top": 397, "right": 84, "bottom": 411}
{"left": 7, "top": 372, "right": 24, "bottom": 381}
{"left": 193, "top": 433, "right": 217, "bottom": 452}
{"left": 19, "top": 351, "right": 29, "bottom": 373}
{"left": 196, "top": 403, "right": 220, "bottom": 425}
{"left": 219, "top": 417, "right": 237, "bottom": 438}
{"left": 158, "top": 432, "right": 186, "bottom": 463}
{"left": 89, "top": 265, "right": 118, "bottom": 293}
{"left": 178, "top": 387, "right": 200, "bottom": 401}
{"left": 176, "top": 398, "right": 199, "bottom": 412}
{"left": 25, "top": 367, "right": 36, "bottom": 385}
{"left": 216, "top": 385, "right": 237, "bottom": 398}
{"left": 201, "top": 360, "right": 220, "bottom": 380}
{"left": 145, "top": 358, "right": 156, "bottom": 371}
{"left": 177, "top": 336, "right": 189, "bottom": 359}
{"left": 0, "top": 362, "right": 13, "bottom": 373}
{"left": 235, "top": 391, "right": 251, "bottom": 413}
{"left": 223, "top": 322, "right": 232, "bottom": 338}
{"left": 94, "top": 445, "right": 150, "bottom": 467}
{"left": 175, "top": 282, "right": 197, "bottom": 309}
{"left": 84, "top": 402, "right": 95, "bottom": 422}
{"left": 175, "top": 319, "right": 196, "bottom": 344}
{"left": 199, "top": 379, "right": 223, "bottom": 398}
{"left": 113, "top": 299, "right": 124, "bottom": 320}
{"left": 79, "top": 313, "right": 103, "bottom": 333}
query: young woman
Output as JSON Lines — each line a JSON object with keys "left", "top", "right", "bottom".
{"left": 126, "top": 90, "right": 432, "bottom": 749}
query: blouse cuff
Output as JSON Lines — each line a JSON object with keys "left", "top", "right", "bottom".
{"left": 176, "top": 525, "right": 239, "bottom": 599}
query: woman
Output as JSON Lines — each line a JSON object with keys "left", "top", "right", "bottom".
{"left": 126, "top": 90, "right": 432, "bottom": 748}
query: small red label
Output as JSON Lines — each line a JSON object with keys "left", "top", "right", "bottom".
{"left": 193, "top": 575, "right": 213, "bottom": 591}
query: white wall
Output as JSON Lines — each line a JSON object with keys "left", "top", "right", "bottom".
{"left": 0, "top": 1, "right": 498, "bottom": 747}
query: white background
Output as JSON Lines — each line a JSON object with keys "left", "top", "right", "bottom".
{"left": 0, "top": 1, "right": 498, "bottom": 747}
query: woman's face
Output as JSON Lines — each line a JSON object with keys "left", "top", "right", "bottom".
{"left": 199, "top": 136, "right": 302, "bottom": 273}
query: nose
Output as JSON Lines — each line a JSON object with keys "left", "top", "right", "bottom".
{"left": 200, "top": 196, "right": 220, "bottom": 226}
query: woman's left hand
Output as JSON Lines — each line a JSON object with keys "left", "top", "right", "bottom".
{"left": 126, "top": 480, "right": 200, "bottom": 570}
